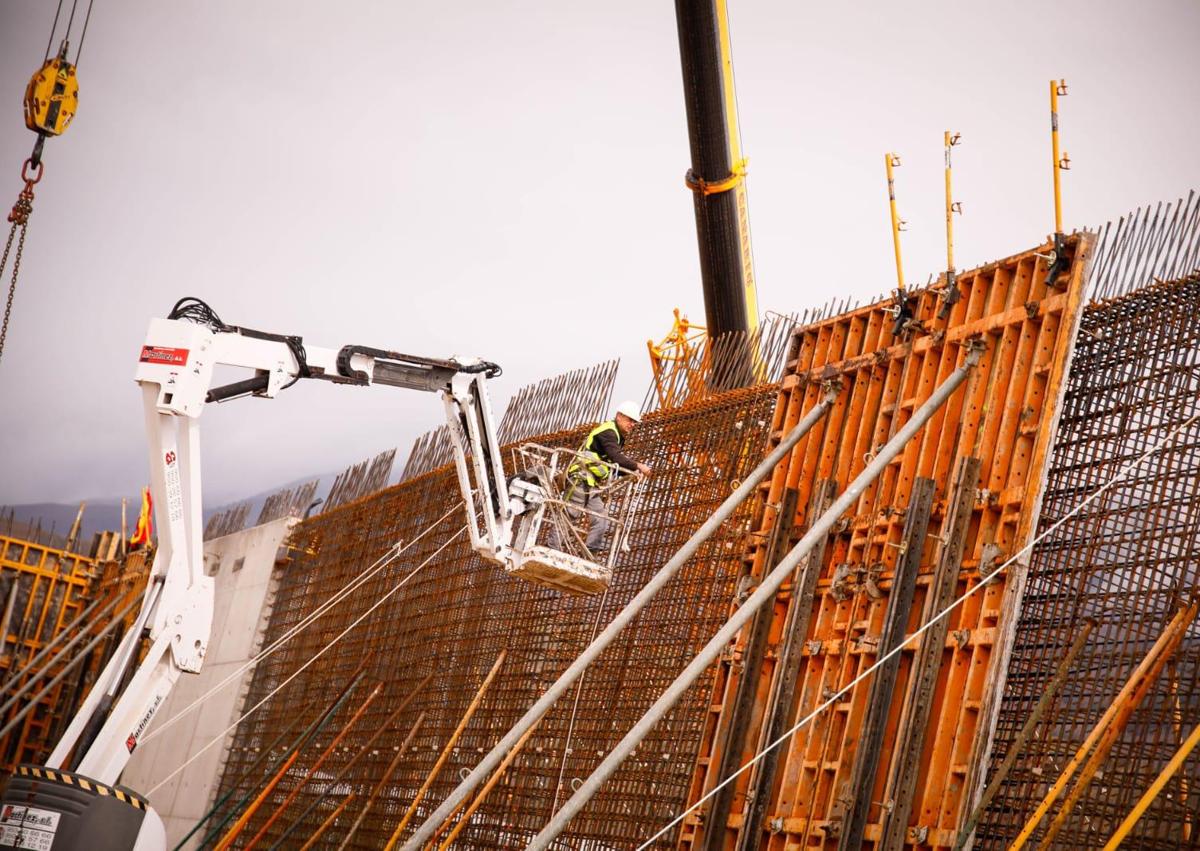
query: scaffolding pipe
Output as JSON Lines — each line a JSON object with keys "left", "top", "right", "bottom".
{"left": 385, "top": 650, "right": 507, "bottom": 849}
{"left": 1102, "top": 720, "right": 1200, "bottom": 850}
{"left": 266, "top": 672, "right": 434, "bottom": 851}
{"left": 0, "top": 593, "right": 141, "bottom": 740}
{"left": 0, "top": 590, "right": 124, "bottom": 717}
{"left": 527, "top": 343, "right": 983, "bottom": 850}
{"left": 244, "top": 681, "right": 383, "bottom": 849}
{"left": 400, "top": 384, "right": 840, "bottom": 850}
{"left": 335, "top": 711, "right": 427, "bottom": 851}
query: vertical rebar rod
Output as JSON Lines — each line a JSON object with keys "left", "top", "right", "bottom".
{"left": 335, "top": 711, "right": 427, "bottom": 851}
{"left": 1101, "top": 720, "right": 1200, "bottom": 851}
{"left": 953, "top": 619, "right": 1095, "bottom": 851}
{"left": 385, "top": 650, "right": 507, "bottom": 849}
{"left": 244, "top": 681, "right": 383, "bottom": 849}
{"left": 265, "top": 672, "right": 434, "bottom": 851}
{"left": 528, "top": 344, "right": 983, "bottom": 850}
{"left": 400, "top": 386, "right": 839, "bottom": 850}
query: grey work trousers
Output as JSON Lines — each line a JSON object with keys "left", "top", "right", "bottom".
{"left": 546, "top": 486, "right": 608, "bottom": 552}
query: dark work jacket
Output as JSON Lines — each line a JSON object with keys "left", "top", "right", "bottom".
{"left": 592, "top": 425, "right": 639, "bottom": 474}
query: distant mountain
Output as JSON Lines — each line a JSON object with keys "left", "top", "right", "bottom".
{"left": 1, "top": 471, "right": 338, "bottom": 552}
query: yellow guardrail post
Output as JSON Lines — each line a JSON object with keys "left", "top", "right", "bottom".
{"left": 1050, "top": 79, "right": 1069, "bottom": 236}
{"left": 885, "top": 152, "right": 906, "bottom": 293}
{"left": 940, "top": 132, "right": 963, "bottom": 318}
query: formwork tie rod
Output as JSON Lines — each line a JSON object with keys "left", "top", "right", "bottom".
{"left": 400, "top": 382, "right": 842, "bottom": 850}
{"left": 527, "top": 342, "right": 985, "bottom": 851}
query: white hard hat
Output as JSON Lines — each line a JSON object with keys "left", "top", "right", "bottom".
{"left": 615, "top": 401, "right": 642, "bottom": 422}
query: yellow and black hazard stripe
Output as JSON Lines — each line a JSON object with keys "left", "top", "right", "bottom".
{"left": 16, "top": 764, "right": 147, "bottom": 811}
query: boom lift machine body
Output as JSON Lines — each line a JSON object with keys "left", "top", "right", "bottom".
{"left": 0, "top": 301, "right": 634, "bottom": 850}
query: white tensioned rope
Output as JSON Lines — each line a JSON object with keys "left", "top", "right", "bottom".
{"left": 147, "top": 525, "right": 467, "bottom": 797}
{"left": 551, "top": 585, "right": 612, "bottom": 813}
{"left": 142, "top": 502, "right": 463, "bottom": 747}
{"left": 635, "top": 412, "right": 1200, "bottom": 850}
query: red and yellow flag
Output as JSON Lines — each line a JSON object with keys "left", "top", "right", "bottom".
{"left": 129, "top": 486, "right": 153, "bottom": 549}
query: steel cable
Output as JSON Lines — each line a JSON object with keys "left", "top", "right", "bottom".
{"left": 634, "top": 410, "right": 1200, "bottom": 850}
{"left": 147, "top": 524, "right": 467, "bottom": 797}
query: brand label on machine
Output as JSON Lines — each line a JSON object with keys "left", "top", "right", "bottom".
{"left": 0, "top": 805, "right": 60, "bottom": 851}
{"left": 126, "top": 693, "right": 164, "bottom": 753}
{"left": 140, "top": 345, "right": 189, "bottom": 366}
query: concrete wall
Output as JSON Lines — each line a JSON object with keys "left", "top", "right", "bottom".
{"left": 122, "top": 516, "right": 297, "bottom": 848}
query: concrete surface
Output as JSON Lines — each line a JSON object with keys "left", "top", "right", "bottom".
{"left": 122, "top": 516, "right": 298, "bottom": 849}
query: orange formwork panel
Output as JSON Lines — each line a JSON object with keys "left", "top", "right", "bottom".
{"left": 679, "top": 234, "right": 1093, "bottom": 851}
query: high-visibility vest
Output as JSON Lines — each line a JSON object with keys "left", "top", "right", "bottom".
{"left": 568, "top": 420, "right": 622, "bottom": 487}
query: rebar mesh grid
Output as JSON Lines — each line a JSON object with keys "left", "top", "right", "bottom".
{"left": 208, "top": 383, "right": 778, "bottom": 849}
{"left": 681, "top": 237, "right": 1092, "bottom": 851}
{"left": 975, "top": 272, "right": 1200, "bottom": 849}
{"left": 498, "top": 360, "right": 620, "bottom": 446}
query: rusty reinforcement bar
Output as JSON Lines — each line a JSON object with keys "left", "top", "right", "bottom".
{"left": 529, "top": 342, "right": 984, "bottom": 849}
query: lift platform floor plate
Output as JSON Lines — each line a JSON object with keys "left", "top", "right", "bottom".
{"left": 508, "top": 545, "right": 611, "bottom": 596}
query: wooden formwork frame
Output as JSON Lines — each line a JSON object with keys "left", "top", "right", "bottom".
{"left": 679, "top": 234, "right": 1092, "bottom": 851}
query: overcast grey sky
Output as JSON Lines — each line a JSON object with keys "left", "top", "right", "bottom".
{"left": 1, "top": 0, "right": 1198, "bottom": 507}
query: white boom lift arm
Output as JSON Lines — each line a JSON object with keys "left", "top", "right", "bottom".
{"left": 49, "top": 302, "right": 525, "bottom": 785}
{"left": 2, "top": 299, "right": 618, "bottom": 851}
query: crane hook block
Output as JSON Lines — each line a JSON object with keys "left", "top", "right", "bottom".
{"left": 24, "top": 55, "right": 79, "bottom": 137}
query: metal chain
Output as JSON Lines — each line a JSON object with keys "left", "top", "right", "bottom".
{"left": 0, "top": 222, "right": 24, "bottom": 365}
{"left": 0, "top": 164, "right": 39, "bottom": 366}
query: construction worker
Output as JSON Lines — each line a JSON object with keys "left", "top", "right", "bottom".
{"left": 548, "top": 401, "right": 651, "bottom": 554}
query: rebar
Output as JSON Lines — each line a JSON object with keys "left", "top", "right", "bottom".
{"left": 204, "top": 502, "right": 252, "bottom": 540}
{"left": 1088, "top": 189, "right": 1200, "bottom": 302}
{"left": 678, "top": 236, "right": 1092, "bottom": 851}
{"left": 529, "top": 345, "right": 982, "bottom": 849}
{"left": 257, "top": 479, "right": 320, "bottom": 525}
{"left": 976, "top": 269, "right": 1200, "bottom": 849}
{"left": 212, "top": 381, "right": 787, "bottom": 849}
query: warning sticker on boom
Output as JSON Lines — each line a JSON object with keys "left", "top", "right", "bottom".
{"left": 0, "top": 805, "right": 60, "bottom": 851}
